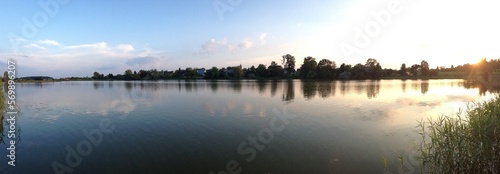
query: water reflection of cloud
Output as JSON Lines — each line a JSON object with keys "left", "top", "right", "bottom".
{"left": 354, "top": 108, "right": 388, "bottom": 121}
{"left": 445, "top": 95, "right": 477, "bottom": 102}
{"left": 396, "top": 97, "right": 441, "bottom": 107}
{"left": 203, "top": 100, "right": 268, "bottom": 117}
{"left": 98, "top": 96, "right": 135, "bottom": 116}
{"left": 397, "top": 94, "right": 479, "bottom": 108}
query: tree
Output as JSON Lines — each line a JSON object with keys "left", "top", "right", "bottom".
{"left": 92, "top": 72, "right": 101, "bottom": 79}
{"left": 268, "top": 61, "right": 284, "bottom": 77}
{"left": 185, "top": 68, "right": 197, "bottom": 79}
{"left": 205, "top": 67, "right": 219, "bottom": 79}
{"left": 373, "top": 63, "right": 383, "bottom": 79}
{"left": 233, "top": 65, "right": 243, "bottom": 79}
{"left": 300, "top": 56, "right": 318, "bottom": 78}
{"left": 249, "top": 66, "right": 256, "bottom": 76}
{"left": 3, "top": 71, "right": 9, "bottom": 88}
{"left": 350, "top": 63, "right": 366, "bottom": 79}
{"left": 106, "top": 73, "right": 114, "bottom": 79}
{"left": 174, "top": 68, "right": 182, "bottom": 78}
{"left": 282, "top": 54, "right": 296, "bottom": 76}
{"left": 410, "top": 64, "right": 420, "bottom": 76}
{"left": 399, "top": 63, "right": 407, "bottom": 76}
{"left": 420, "top": 60, "right": 430, "bottom": 76}
{"left": 317, "top": 59, "right": 336, "bottom": 79}
{"left": 430, "top": 69, "right": 439, "bottom": 76}
{"left": 365, "top": 58, "right": 382, "bottom": 79}
{"left": 338, "top": 63, "right": 351, "bottom": 73}
{"left": 256, "top": 64, "right": 268, "bottom": 77}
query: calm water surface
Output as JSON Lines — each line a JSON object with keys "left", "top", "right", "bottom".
{"left": 0, "top": 80, "right": 497, "bottom": 174}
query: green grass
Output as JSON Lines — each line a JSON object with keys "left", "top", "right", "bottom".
{"left": 418, "top": 95, "right": 500, "bottom": 173}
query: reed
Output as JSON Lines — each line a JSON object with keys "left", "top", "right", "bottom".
{"left": 418, "top": 95, "right": 500, "bottom": 173}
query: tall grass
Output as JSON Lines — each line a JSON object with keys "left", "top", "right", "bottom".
{"left": 418, "top": 96, "right": 500, "bottom": 173}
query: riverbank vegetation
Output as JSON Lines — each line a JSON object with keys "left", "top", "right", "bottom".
{"left": 418, "top": 95, "right": 500, "bottom": 173}
{"left": 87, "top": 55, "right": 500, "bottom": 81}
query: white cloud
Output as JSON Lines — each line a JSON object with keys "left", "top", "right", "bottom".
{"left": 199, "top": 37, "right": 254, "bottom": 54}
{"left": 25, "top": 44, "right": 46, "bottom": 50}
{"left": 64, "top": 42, "right": 108, "bottom": 50}
{"left": 116, "top": 44, "right": 135, "bottom": 52}
{"left": 259, "top": 33, "right": 268, "bottom": 44}
{"left": 37, "top": 40, "right": 61, "bottom": 46}
{"left": 0, "top": 39, "right": 165, "bottom": 77}
{"left": 125, "top": 56, "right": 163, "bottom": 69}
{"left": 239, "top": 39, "right": 253, "bottom": 49}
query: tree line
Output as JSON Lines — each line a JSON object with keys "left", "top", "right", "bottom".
{"left": 91, "top": 54, "right": 500, "bottom": 81}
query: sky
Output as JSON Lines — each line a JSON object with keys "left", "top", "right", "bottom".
{"left": 1, "top": 0, "right": 499, "bottom": 78}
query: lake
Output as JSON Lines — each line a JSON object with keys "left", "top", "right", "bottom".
{"left": 0, "top": 79, "right": 497, "bottom": 174}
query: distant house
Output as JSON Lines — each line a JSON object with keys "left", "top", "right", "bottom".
{"left": 197, "top": 68, "right": 206, "bottom": 77}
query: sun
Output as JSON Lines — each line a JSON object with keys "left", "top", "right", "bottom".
{"left": 469, "top": 58, "right": 486, "bottom": 66}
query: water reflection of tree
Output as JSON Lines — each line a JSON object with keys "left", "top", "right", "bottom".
{"left": 421, "top": 80, "right": 429, "bottom": 94}
{"left": 209, "top": 80, "right": 218, "bottom": 93}
{"left": 318, "top": 80, "right": 336, "bottom": 98}
{"left": 366, "top": 80, "right": 380, "bottom": 99}
{"left": 340, "top": 81, "right": 349, "bottom": 96}
{"left": 185, "top": 80, "right": 194, "bottom": 92}
{"left": 125, "top": 82, "right": 133, "bottom": 92}
{"left": 401, "top": 79, "right": 407, "bottom": 93}
{"left": 302, "top": 80, "right": 317, "bottom": 99}
{"left": 108, "top": 81, "right": 114, "bottom": 89}
{"left": 139, "top": 82, "right": 159, "bottom": 92}
{"left": 93, "top": 81, "right": 104, "bottom": 90}
{"left": 270, "top": 80, "right": 278, "bottom": 97}
{"left": 464, "top": 81, "right": 500, "bottom": 96}
{"left": 411, "top": 80, "right": 419, "bottom": 91}
{"left": 282, "top": 80, "right": 294, "bottom": 103}
{"left": 257, "top": 80, "right": 266, "bottom": 95}
{"left": 354, "top": 81, "right": 364, "bottom": 95}
{"left": 231, "top": 80, "right": 242, "bottom": 93}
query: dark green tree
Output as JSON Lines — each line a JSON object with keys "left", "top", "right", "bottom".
{"left": 400, "top": 63, "right": 407, "bottom": 76}
{"left": 205, "top": 67, "right": 219, "bottom": 79}
{"left": 185, "top": 68, "right": 197, "bottom": 79}
{"left": 317, "top": 59, "right": 336, "bottom": 79}
{"left": 300, "top": 56, "right": 318, "bottom": 79}
{"left": 256, "top": 64, "right": 268, "bottom": 77}
{"left": 92, "top": 72, "right": 101, "bottom": 79}
{"left": 268, "top": 61, "right": 284, "bottom": 77}
{"left": 233, "top": 65, "right": 244, "bottom": 79}
{"left": 421, "top": 60, "right": 430, "bottom": 76}
{"left": 364, "top": 58, "right": 382, "bottom": 79}
{"left": 350, "top": 63, "right": 366, "bottom": 79}
{"left": 410, "top": 64, "right": 420, "bottom": 76}
{"left": 282, "top": 54, "right": 296, "bottom": 76}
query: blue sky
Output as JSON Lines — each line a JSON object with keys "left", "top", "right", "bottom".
{"left": 1, "top": 0, "right": 499, "bottom": 77}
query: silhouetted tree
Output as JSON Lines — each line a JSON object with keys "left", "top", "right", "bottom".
{"left": 268, "top": 61, "right": 284, "bottom": 77}
{"left": 282, "top": 54, "right": 296, "bottom": 76}
{"left": 233, "top": 65, "right": 243, "bottom": 79}
{"left": 365, "top": 58, "right": 382, "bottom": 79}
{"left": 400, "top": 63, "right": 407, "bottom": 76}
{"left": 350, "top": 63, "right": 366, "bottom": 79}
{"left": 300, "top": 56, "right": 318, "bottom": 79}
{"left": 205, "top": 67, "right": 219, "bottom": 79}
{"left": 256, "top": 64, "right": 268, "bottom": 77}
{"left": 317, "top": 59, "right": 336, "bottom": 79}
{"left": 421, "top": 60, "right": 430, "bottom": 76}
{"left": 410, "top": 64, "right": 420, "bottom": 76}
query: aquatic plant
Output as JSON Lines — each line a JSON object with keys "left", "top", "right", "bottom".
{"left": 418, "top": 96, "right": 500, "bottom": 173}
